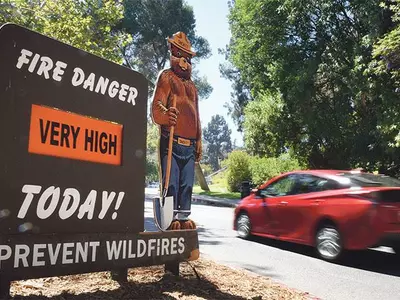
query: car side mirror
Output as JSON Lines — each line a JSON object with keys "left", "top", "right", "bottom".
{"left": 255, "top": 189, "right": 262, "bottom": 197}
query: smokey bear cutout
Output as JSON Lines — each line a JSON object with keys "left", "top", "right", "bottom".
{"left": 151, "top": 32, "right": 202, "bottom": 230}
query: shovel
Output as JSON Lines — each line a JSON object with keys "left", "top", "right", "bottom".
{"left": 153, "top": 95, "right": 177, "bottom": 231}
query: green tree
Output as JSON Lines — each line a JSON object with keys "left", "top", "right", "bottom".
{"left": 243, "top": 91, "right": 284, "bottom": 157}
{"left": 203, "top": 115, "right": 233, "bottom": 171}
{"left": 146, "top": 159, "right": 159, "bottom": 184}
{"left": 0, "top": 0, "right": 131, "bottom": 64}
{"left": 369, "top": 0, "right": 400, "bottom": 156}
{"left": 147, "top": 120, "right": 159, "bottom": 157}
{"left": 146, "top": 120, "right": 160, "bottom": 183}
{"left": 224, "top": 0, "right": 400, "bottom": 175}
{"left": 120, "top": 0, "right": 213, "bottom": 98}
{"left": 219, "top": 57, "right": 252, "bottom": 132}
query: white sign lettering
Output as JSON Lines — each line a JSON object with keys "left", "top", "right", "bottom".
{"left": 0, "top": 238, "right": 186, "bottom": 269}
{"left": 18, "top": 184, "right": 125, "bottom": 220}
{"left": 16, "top": 48, "right": 138, "bottom": 106}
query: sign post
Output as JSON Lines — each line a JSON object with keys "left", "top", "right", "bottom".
{"left": 0, "top": 23, "right": 199, "bottom": 298}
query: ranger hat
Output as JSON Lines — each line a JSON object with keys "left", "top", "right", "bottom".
{"left": 167, "top": 31, "right": 196, "bottom": 57}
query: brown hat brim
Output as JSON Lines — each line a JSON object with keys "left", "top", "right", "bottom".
{"left": 167, "top": 38, "right": 196, "bottom": 57}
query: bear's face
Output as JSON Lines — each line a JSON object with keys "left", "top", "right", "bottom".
{"left": 170, "top": 44, "right": 192, "bottom": 80}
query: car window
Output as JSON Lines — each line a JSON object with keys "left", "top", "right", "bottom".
{"left": 337, "top": 172, "right": 400, "bottom": 187}
{"left": 292, "top": 174, "right": 341, "bottom": 194}
{"left": 260, "top": 175, "right": 297, "bottom": 197}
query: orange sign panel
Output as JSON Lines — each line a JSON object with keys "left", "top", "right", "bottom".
{"left": 28, "top": 104, "right": 123, "bottom": 165}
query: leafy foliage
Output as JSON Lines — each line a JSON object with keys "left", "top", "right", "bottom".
{"left": 203, "top": 115, "right": 233, "bottom": 171}
{"left": 369, "top": 0, "right": 400, "bottom": 150}
{"left": 146, "top": 120, "right": 160, "bottom": 156}
{"left": 219, "top": 54, "right": 252, "bottom": 132}
{"left": 224, "top": 0, "right": 400, "bottom": 176}
{"left": 225, "top": 150, "right": 251, "bottom": 192}
{"left": 146, "top": 121, "right": 160, "bottom": 183}
{"left": 243, "top": 91, "right": 284, "bottom": 157}
{"left": 250, "top": 153, "right": 303, "bottom": 186}
{"left": 0, "top": 0, "right": 131, "bottom": 64}
{"left": 146, "top": 159, "right": 159, "bottom": 184}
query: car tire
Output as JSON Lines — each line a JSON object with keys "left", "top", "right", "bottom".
{"left": 315, "top": 224, "right": 343, "bottom": 262}
{"left": 236, "top": 213, "right": 251, "bottom": 239}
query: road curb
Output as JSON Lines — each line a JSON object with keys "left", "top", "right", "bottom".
{"left": 191, "top": 195, "right": 239, "bottom": 208}
{"left": 145, "top": 191, "right": 239, "bottom": 208}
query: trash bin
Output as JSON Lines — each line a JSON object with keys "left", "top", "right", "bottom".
{"left": 241, "top": 181, "right": 251, "bottom": 199}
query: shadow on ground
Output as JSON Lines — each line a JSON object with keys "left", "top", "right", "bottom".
{"left": 12, "top": 272, "right": 247, "bottom": 300}
{"left": 226, "top": 261, "right": 280, "bottom": 279}
{"left": 249, "top": 235, "right": 400, "bottom": 277}
{"left": 196, "top": 226, "right": 224, "bottom": 246}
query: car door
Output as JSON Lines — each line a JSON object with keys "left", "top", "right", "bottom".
{"left": 245, "top": 193, "right": 270, "bottom": 234}
{"left": 259, "top": 174, "right": 298, "bottom": 236}
{"left": 275, "top": 174, "right": 335, "bottom": 242}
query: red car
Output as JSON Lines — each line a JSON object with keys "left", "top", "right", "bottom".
{"left": 233, "top": 170, "right": 400, "bottom": 261}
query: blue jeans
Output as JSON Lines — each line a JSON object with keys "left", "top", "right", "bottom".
{"left": 159, "top": 134, "right": 196, "bottom": 220}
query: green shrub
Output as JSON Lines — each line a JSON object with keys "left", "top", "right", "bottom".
{"left": 250, "top": 153, "right": 302, "bottom": 186}
{"left": 225, "top": 151, "right": 252, "bottom": 192}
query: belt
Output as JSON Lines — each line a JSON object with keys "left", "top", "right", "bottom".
{"left": 162, "top": 133, "right": 196, "bottom": 146}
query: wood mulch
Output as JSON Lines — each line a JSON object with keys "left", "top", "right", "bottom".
{"left": 10, "top": 258, "right": 313, "bottom": 300}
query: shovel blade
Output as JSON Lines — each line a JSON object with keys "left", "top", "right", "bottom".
{"left": 153, "top": 196, "right": 174, "bottom": 231}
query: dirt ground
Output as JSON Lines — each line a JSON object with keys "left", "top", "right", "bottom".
{"left": 9, "top": 258, "right": 313, "bottom": 300}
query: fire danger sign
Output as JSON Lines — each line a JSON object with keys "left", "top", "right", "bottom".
{"left": 0, "top": 23, "right": 148, "bottom": 236}
{"left": 0, "top": 23, "right": 199, "bottom": 286}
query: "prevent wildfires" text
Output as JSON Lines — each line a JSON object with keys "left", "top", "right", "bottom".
{"left": 0, "top": 238, "right": 185, "bottom": 269}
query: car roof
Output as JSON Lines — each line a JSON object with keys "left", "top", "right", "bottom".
{"left": 258, "top": 169, "right": 369, "bottom": 189}
{"left": 283, "top": 169, "right": 353, "bottom": 176}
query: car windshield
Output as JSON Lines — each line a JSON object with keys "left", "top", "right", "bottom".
{"left": 337, "top": 172, "right": 400, "bottom": 187}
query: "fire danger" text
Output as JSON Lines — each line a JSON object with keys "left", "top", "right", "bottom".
{"left": 16, "top": 49, "right": 138, "bottom": 106}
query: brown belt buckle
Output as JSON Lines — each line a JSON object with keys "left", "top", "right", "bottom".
{"left": 177, "top": 137, "right": 191, "bottom": 146}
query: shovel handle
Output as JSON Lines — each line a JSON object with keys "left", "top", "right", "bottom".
{"left": 164, "top": 95, "right": 177, "bottom": 192}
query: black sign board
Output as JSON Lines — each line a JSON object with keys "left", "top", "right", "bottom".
{"left": 0, "top": 23, "right": 147, "bottom": 235}
{"left": 0, "top": 24, "right": 199, "bottom": 284}
{"left": 0, "top": 231, "right": 199, "bottom": 280}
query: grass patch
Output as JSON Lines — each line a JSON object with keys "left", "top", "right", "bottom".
{"left": 193, "top": 171, "right": 240, "bottom": 199}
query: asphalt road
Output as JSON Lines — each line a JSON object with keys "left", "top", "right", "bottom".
{"left": 144, "top": 191, "right": 400, "bottom": 300}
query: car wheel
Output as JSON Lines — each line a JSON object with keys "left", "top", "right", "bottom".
{"left": 315, "top": 225, "right": 343, "bottom": 262}
{"left": 236, "top": 213, "right": 251, "bottom": 239}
